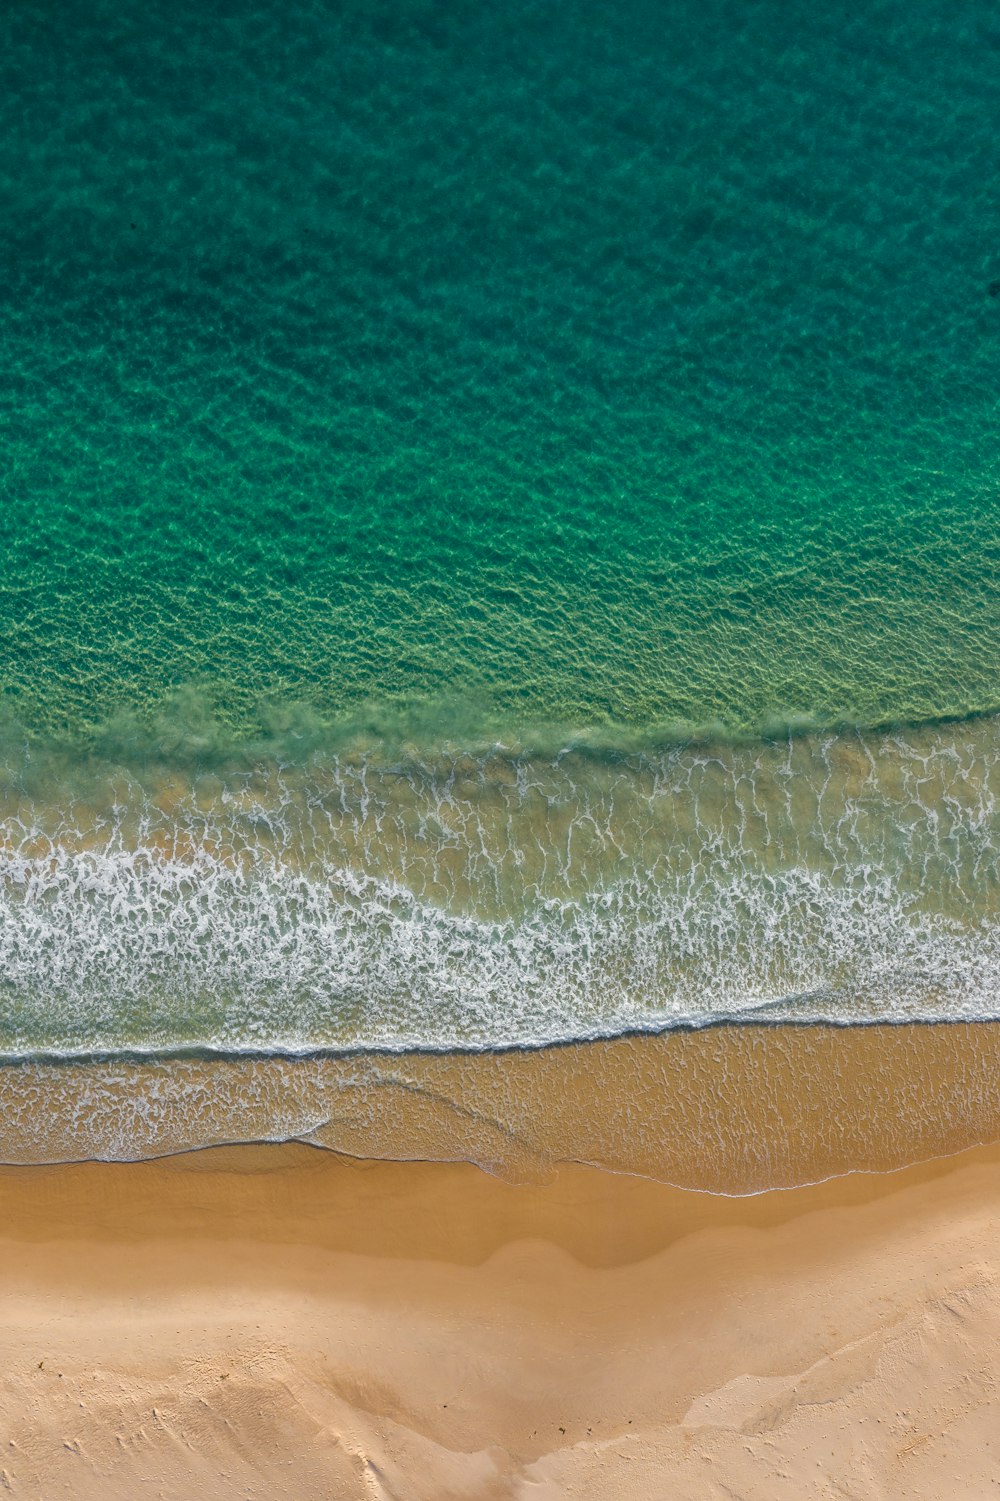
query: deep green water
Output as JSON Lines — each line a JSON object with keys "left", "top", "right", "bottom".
{"left": 2, "top": 0, "right": 999, "bottom": 750}
{"left": 2, "top": 0, "right": 1000, "bottom": 1161}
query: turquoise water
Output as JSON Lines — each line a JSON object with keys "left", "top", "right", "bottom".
{"left": 1, "top": 0, "right": 1000, "bottom": 1155}
{"left": 2, "top": 0, "right": 999, "bottom": 745}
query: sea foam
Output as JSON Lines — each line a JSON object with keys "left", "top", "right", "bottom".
{"left": 2, "top": 720, "right": 999, "bottom": 1057}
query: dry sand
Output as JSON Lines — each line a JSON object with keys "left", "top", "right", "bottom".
{"left": 2, "top": 1135, "right": 1000, "bottom": 1498}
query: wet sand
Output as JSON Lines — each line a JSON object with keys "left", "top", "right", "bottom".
{"left": 2, "top": 1130, "right": 1000, "bottom": 1498}
{"left": 6, "top": 1022, "right": 1000, "bottom": 1192}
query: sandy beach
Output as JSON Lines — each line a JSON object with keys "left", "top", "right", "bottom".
{"left": 1, "top": 1128, "right": 1000, "bottom": 1499}
{"left": 5, "top": 0, "right": 997, "bottom": 1494}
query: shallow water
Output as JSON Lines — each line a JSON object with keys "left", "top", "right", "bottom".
{"left": 5, "top": 1025, "right": 1000, "bottom": 1193}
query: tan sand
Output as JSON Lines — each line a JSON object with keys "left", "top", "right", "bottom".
{"left": 1, "top": 1136, "right": 1000, "bottom": 1498}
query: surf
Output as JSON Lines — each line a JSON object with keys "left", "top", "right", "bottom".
{"left": 2, "top": 715, "right": 999, "bottom": 1065}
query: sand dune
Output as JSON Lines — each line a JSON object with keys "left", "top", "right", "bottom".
{"left": 0, "top": 1140, "right": 999, "bottom": 1497}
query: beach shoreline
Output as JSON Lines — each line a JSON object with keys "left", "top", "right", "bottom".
{"left": 4, "top": 1021, "right": 1000, "bottom": 1194}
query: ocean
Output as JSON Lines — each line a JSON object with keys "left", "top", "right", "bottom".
{"left": 2, "top": 0, "right": 999, "bottom": 1168}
